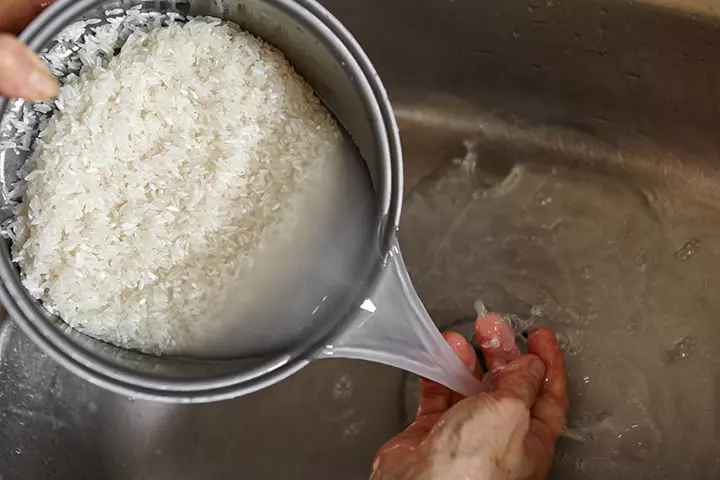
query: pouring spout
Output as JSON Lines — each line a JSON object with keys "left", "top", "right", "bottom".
{"left": 316, "top": 241, "right": 485, "bottom": 398}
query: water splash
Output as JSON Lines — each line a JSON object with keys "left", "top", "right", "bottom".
{"left": 633, "top": 248, "right": 648, "bottom": 272}
{"left": 671, "top": 336, "right": 696, "bottom": 360}
{"left": 332, "top": 374, "right": 354, "bottom": 401}
{"left": 675, "top": 238, "right": 701, "bottom": 261}
{"left": 473, "top": 300, "right": 489, "bottom": 317}
{"left": 556, "top": 330, "right": 584, "bottom": 357}
{"left": 502, "top": 313, "right": 535, "bottom": 335}
{"left": 534, "top": 191, "right": 553, "bottom": 206}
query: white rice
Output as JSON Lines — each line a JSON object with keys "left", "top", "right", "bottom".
{"left": 10, "top": 16, "right": 343, "bottom": 354}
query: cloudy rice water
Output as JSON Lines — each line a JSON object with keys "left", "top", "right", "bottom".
{"left": 9, "top": 14, "right": 372, "bottom": 356}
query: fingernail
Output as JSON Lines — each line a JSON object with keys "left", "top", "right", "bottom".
{"left": 477, "top": 313, "right": 516, "bottom": 347}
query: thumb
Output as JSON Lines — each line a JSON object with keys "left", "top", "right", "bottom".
{"left": 0, "top": 34, "right": 58, "bottom": 100}
{"left": 488, "top": 354, "right": 546, "bottom": 408}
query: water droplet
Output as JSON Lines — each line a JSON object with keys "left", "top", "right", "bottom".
{"left": 675, "top": 238, "right": 701, "bottom": 261}
{"left": 14, "top": 447, "right": 22, "bottom": 455}
{"left": 583, "top": 375, "right": 591, "bottom": 384}
{"left": 534, "top": 191, "right": 552, "bottom": 206}
{"left": 634, "top": 248, "right": 647, "bottom": 272}
{"left": 530, "top": 305, "right": 545, "bottom": 317}
{"left": 332, "top": 374, "right": 354, "bottom": 401}
{"left": 625, "top": 316, "right": 640, "bottom": 335}
{"left": 580, "top": 266, "right": 592, "bottom": 279}
{"left": 556, "top": 330, "right": 584, "bottom": 356}
{"left": 342, "top": 420, "right": 365, "bottom": 439}
{"left": 672, "top": 336, "right": 696, "bottom": 359}
{"left": 512, "top": 31, "right": 521, "bottom": 38}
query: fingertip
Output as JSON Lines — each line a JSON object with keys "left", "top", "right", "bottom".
{"left": 475, "top": 312, "right": 521, "bottom": 370}
{"left": 475, "top": 313, "right": 517, "bottom": 346}
{"left": 442, "top": 330, "right": 467, "bottom": 348}
{"left": 0, "top": 34, "right": 59, "bottom": 101}
{"left": 527, "top": 327, "right": 565, "bottom": 367}
{"left": 528, "top": 326, "right": 559, "bottom": 343}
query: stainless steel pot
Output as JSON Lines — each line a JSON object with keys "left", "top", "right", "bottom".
{"left": 0, "top": 0, "right": 405, "bottom": 402}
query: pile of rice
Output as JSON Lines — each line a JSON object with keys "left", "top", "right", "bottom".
{"left": 10, "top": 16, "right": 343, "bottom": 354}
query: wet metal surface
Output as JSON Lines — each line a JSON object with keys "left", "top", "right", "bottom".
{"left": 3, "top": 0, "right": 720, "bottom": 478}
{"left": 0, "top": 324, "right": 403, "bottom": 479}
{"left": 397, "top": 110, "right": 720, "bottom": 478}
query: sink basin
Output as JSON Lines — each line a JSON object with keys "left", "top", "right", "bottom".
{"left": 3, "top": 0, "right": 720, "bottom": 478}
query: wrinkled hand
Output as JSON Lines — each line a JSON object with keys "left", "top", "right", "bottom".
{"left": 372, "top": 313, "right": 569, "bottom": 480}
{"left": 0, "top": 0, "right": 58, "bottom": 100}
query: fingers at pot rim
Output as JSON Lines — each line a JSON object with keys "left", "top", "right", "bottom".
{"left": 0, "top": 0, "right": 53, "bottom": 35}
{"left": 0, "top": 34, "right": 58, "bottom": 100}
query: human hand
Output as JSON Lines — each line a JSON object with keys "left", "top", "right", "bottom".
{"left": 0, "top": 0, "right": 59, "bottom": 100}
{"left": 372, "top": 313, "right": 569, "bottom": 480}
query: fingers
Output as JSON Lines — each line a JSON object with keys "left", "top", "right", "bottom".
{"left": 417, "top": 376, "right": 452, "bottom": 418}
{"left": 527, "top": 327, "right": 569, "bottom": 438}
{"left": 443, "top": 330, "right": 482, "bottom": 404}
{"left": 488, "top": 353, "right": 546, "bottom": 409}
{"left": 475, "top": 312, "right": 521, "bottom": 371}
{"left": 0, "top": 34, "right": 58, "bottom": 100}
{"left": 0, "top": 0, "right": 52, "bottom": 34}
{"left": 443, "top": 331, "right": 480, "bottom": 377}
{"left": 0, "top": 0, "right": 58, "bottom": 101}
{"left": 417, "top": 331, "right": 477, "bottom": 418}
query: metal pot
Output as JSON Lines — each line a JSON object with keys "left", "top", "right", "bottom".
{"left": 0, "top": 0, "right": 405, "bottom": 402}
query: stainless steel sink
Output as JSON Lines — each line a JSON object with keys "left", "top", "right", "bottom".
{"left": 3, "top": 0, "right": 720, "bottom": 478}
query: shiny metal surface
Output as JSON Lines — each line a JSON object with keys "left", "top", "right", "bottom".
{"left": 4, "top": 0, "right": 720, "bottom": 478}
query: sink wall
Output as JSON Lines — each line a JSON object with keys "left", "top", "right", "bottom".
{"left": 3, "top": 1, "right": 720, "bottom": 479}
